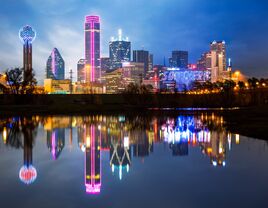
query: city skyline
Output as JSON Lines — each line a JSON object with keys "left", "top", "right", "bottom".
{"left": 0, "top": 0, "right": 268, "bottom": 83}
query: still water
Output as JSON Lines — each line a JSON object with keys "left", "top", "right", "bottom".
{"left": 0, "top": 113, "right": 268, "bottom": 208}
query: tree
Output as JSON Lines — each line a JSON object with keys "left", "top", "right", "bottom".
{"left": 5, "top": 67, "right": 37, "bottom": 94}
{"left": 238, "top": 81, "right": 245, "bottom": 90}
{"left": 248, "top": 77, "right": 259, "bottom": 89}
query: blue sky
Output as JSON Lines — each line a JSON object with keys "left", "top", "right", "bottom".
{"left": 0, "top": 0, "right": 268, "bottom": 82}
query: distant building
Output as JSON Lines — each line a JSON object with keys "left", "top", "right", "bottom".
{"left": 101, "top": 57, "right": 111, "bottom": 72}
{"left": 133, "top": 50, "right": 149, "bottom": 76}
{"left": 160, "top": 68, "right": 210, "bottom": 92}
{"left": 77, "top": 58, "right": 86, "bottom": 82}
{"left": 149, "top": 54, "right": 154, "bottom": 71}
{"left": 85, "top": 15, "right": 101, "bottom": 83}
{"left": 169, "top": 51, "right": 188, "bottom": 68}
{"left": 109, "top": 29, "right": 131, "bottom": 70}
{"left": 197, "top": 52, "right": 211, "bottom": 71}
{"left": 46, "top": 48, "right": 65, "bottom": 80}
{"left": 102, "top": 62, "right": 144, "bottom": 93}
{"left": 44, "top": 79, "right": 71, "bottom": 94}
{"left": 121, "top": 62, "right": 144, "bottom": 86}
{"left": 102, "top": 69, "right": 124, "bottom": 94}
{"left": 210, "top": 41, "right": 226, "bottom": 82}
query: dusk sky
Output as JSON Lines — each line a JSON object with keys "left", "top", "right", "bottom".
{"left": 0, "top": 0, "right": 268, "bottom": 82}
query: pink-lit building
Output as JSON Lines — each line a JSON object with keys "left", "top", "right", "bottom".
{"left": 85, "top": 15, "right": 101, "bottom": 83}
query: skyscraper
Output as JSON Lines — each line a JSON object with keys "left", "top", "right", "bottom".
{"left": 197, "top": 52, "right": 211, "bottom": 71}
{"left": 19, "top": 25, "right": 36, "bottom": 81}
{"left": 133, "top": 50, "right": 149, "bottom": 76}
{"left": 46, "top": 48, "right": 65, "bottom": 80}
{"left": 169, "top": 51, "right": 188, "bottom": 68}
{"left": 149, "top": 54, "right": 154, "bottom": 72}
{"left": 77, "top": 58, "right": 86, "bottom": 82}
{"left": 210, "top": 41, "right": 226, "bottom": 82}
{"left": 109, "top": 29, "right": 131, "bottom": 70}
{"left": 100, "top": 57, "right": 111, "bottom": 72}
{"left": 85, "top": 15, "right": 101, "bottom": 83}
{"left": 210, "top": 41, "right": 226, "bottom": 71}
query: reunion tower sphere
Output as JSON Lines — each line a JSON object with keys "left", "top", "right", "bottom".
{"left": 19, "top": 25, "right": 36, "bottom": 44}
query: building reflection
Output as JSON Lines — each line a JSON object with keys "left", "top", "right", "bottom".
{"left": 160, "top": 115, "right": 228, "bottom": 166}
{"left": 0, "top": 113, "right": 241, "bottom": 191}
{"left": 77, "top": 121, "right": 102, "bottom": 194}
{"left": 19, "top": 117, "right": 38, "bottom": 185}
{"left": 110, "top": 135, "right": 131, "bottom": 180}
{"left": 47, "top": 129, "right": 65, "bottom": 160}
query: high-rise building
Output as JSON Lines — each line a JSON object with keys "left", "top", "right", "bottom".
{"left": 77, "top": 59, "right": 86, "bottom": 82}
{"left": 85, "top": 15, "right": 101, "bottom": 83}
{"left": 109, "top": 29, "right": 131, "bottom": 70}
{"left": 133, "top": 50, "right": 149, "bottom": 76}
{"left": 149, "top": 54, "right": 154, "bottom": 71}
{"left": 210, "top": 41, "right": 226, "bottom": 82}
{"left": 19, "top": 25, "right": 36, "bottom": 81}
{"left": 121, "top": 62, "right": 144, "bottom": 85}
{"left": 210, "top": 41, "right": 226, "bottom": 70}
{"left": 46, "top": 48, "right": 65, "bottom": 80}
{"left": 197, "top": 52, "right": 211, "bottom": 71}
{"left": 100, "top": 57, "right": 111, "bottom": 72}
{"left": 169, "top": 51, "right": 188, "bottom": 68}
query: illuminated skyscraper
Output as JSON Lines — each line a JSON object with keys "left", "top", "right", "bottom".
{"left": 109, "top": 29, "right": 131, "bottom": 70}
{"left": 19, "top": 25, "right": 36, "bottom": 81}
{"left": 46, "top": 48, "right": 65, "bottom": 80}
{"left": 77, "top": 58, "right": 86, "bottom": 82}
{"left": 210, "top": 41, "right": 226, "bottom": 82}
{"left": 133, "top": 50, "right": 149, "bottom": 77}
{"left": 85, "top": 15, "right": 101, "bottom": 83}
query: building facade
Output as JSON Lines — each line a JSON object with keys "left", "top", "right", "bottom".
{"left": 109, "top": 29, "right": 131, "bottom": 70}
{"left": 169, "top": 51, "right": 188, "bottom": 68}
{"left": 210, "top": 41, "right": 226, "bottom": 82}
{"left": 46, "top": 48, "right": 65, "bottom": 80}
{"left": 100, "top": 57, "right": 111, "bottom": 72}
{"left": 85, "top": 15, "right": 101, "bottom": 83}
{"left": 77, "top": 59, "right": 86, "bottom": 82}
{"left": 133, "top": 50, "right": 149, "bottom": 77}
{"left": 160, "top": 68, "right": 210, "bottom": 92}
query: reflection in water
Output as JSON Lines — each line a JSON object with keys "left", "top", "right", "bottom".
{"left": 47, "top": 129, "right": 65, "bottom": 160}
{"left": 0, "top": 113, "right": 238, "bottom": 192}
{"left": 18, "top": 117, "right": 38, "bottom": 185}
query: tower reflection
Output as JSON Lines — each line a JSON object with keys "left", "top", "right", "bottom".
{"left": 80, "top": 124, "right": 102, "bottom": 194}
{"left": 19, "top": 117, "right": 38, "bottom": 185}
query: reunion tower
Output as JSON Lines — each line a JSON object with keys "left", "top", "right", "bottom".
{"left": 19, "top": 25, "right": 36, "bottom": 81}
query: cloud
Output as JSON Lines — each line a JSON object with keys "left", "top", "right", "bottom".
{"left": 25, "top": 0, "right": 78, "bottom": 15}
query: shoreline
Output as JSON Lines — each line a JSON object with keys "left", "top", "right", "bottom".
{"left": 0, "top": 104, "right": 268, "bottom": 141}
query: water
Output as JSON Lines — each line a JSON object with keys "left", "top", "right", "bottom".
{"left": 0, "top": 113, "right": 268, "bottom": 208}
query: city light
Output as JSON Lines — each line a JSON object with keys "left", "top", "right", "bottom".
{"left": 19, "top": 165, "right": 37, "bottom": 185}
{"left": 19, "top": 25, "right": 36, "bottom": 44}
{"left": 2, "top": 127, "right": 7, "bottom": 144}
